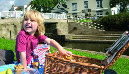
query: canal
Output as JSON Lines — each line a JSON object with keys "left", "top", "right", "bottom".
{"left": 59, "top": 42, "right": 129, "bottom": 56}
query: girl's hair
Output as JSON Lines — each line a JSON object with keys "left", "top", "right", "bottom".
{"left": 22, "top": 10, "right": 45, "bottom": 36}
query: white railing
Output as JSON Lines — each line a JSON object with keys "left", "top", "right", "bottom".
{"left": 42, "top": 13, "right": 67, "bottom": 19}
{"left": 0, "top": 11, "right": 67, "bottom": 19}
{"left": 0, "top": 11, "right": 23, "bottom": 18}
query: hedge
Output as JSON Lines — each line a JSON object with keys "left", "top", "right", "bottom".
{"left": 97, "top": 13, "right": 129, "bottom": 31}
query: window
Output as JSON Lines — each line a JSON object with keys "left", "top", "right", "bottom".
{"left": 96, "top": 11, "right": 103, "bottom": 18}
{"left": 72, "top": 13, "right": 77, "bottom": 18}
{"left": 97, "top": 11, "right": 103, "bottom": 15}
{"left": 72, "top": 3, "right": 77, "bottom": 11}
{"left": 85, "top": 13, "right": 88, "bottom": 17}
{"left": 84, "top": 1, "right": 88, "bottom": 9}
{"left": 96, "top": 0, "right": 102, "bottom": 8}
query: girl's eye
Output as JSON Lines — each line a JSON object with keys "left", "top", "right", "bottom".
{"left": 30, "top": 20, "right": 35, "bottom": 22}
{"left": 24, "top": 18, "right": 28, "bottom": 21}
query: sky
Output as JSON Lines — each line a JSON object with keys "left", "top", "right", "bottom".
{"left": 0, "top": 0, "right": 31, "bottom": 11}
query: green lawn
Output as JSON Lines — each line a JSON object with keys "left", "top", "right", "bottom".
{"left": 0, "top": 38, "right": 129, "bottom": 74}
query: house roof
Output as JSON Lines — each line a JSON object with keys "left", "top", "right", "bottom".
{"left": 51, "top": 8, "right": 68, "bottom": 13}
{"left": 53, "top": 3, "right": 67, "bottom": 10}
{"left": 51, "top": 3, "right": 68, "bottom": 13}
{"left": 15, "top": 6, "right": 22, "bottom": 10}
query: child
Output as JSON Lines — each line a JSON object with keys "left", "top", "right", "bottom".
{"left": 15, "top": 10, "right": 72, "bottom": 73}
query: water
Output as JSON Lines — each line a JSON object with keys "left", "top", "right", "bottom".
{"left": 60, "top": 42, "right": 112, "bottom": 53}
{"left": 59, "top": 42, "right": 129, "bottom": 56}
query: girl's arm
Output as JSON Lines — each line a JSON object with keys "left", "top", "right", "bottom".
{"left": 20, "top": 52, "right": 28, "bottom": 71}
{"left": 44, "top": 38, "right": 72, "bottom": 56}
{"left": 20, "top": 52, "right": 34, "bottom": 71}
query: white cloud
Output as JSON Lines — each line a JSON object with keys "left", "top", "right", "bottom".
{"left": 10, "top": 1, "right": 14, "bottom": 5}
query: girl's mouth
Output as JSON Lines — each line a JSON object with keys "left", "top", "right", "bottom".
{"left": 26, "top": 26, "right": 32, "bottom": 29}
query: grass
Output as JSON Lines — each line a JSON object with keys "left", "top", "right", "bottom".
{"left": 0, "top": 38, "right": 16, "bottom": 60}
{"left": 0, "top": 38, "right": 129, "bottom": 74}
{"left": 77, "top": 19, "right": 92, "bottom": 23}
{"left": 65, "top": 49, "right": 129, "bottom": 74}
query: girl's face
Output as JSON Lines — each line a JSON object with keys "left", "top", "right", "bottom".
{"left": 23, "top": 18, "right": 38, "bottom": 35}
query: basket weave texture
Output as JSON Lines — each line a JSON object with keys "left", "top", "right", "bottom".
{"left": 44, "top": 52, "right": 104, "bottom": 74}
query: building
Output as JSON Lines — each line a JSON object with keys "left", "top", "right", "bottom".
{"left": 9, "top": 5, "right": 31, "bottom": 13}
{"left": 111, "top": 5, "right": 119, "bottom": 15}
{"left": 51, "top": 3, "right": 68, "bottom": 14}
{"left": 0, "top": 5, "right": 31, "bottom": 18}
{"left": 66, "top": 0, "right": 111, "bottom": 19}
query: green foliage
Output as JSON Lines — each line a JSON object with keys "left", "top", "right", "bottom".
{"left": 77, "top": 19, "right": 92, "bottom": 23}
{"left": 97, "top": 13, "right": 129, "bottom": 31}
{"left": 30, "top": 0, "right": 66, "bottom": 13}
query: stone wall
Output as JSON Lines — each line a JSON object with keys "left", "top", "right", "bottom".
{"left": 0, "top": 18, "right": 68, "bottom": 40}
{"left": 0, "top": 18, "right": 102, "bottom": 40}
{"left": 68, "top": 22, "right": 102, "bottom": 35}
{"left": 56, "top": 21, "right": 68, "bottom": 35}
{"left": 0, "top": 18, "right": 21, "bottom": 40}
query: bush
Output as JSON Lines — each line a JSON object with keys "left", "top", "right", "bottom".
{"left": 97, "top": 13, "right": 129, "bottom": 31}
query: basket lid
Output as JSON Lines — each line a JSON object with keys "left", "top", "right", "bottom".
{"left": 104, "top": 31, "right": 129, "bottom": 67}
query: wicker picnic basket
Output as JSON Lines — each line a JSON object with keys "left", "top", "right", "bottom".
{"left": 43, "top": 31, "right": 129, "bottom": 74}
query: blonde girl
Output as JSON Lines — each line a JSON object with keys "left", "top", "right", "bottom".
{"left": 15, "top": 10, "right": 72, "bottom": 73}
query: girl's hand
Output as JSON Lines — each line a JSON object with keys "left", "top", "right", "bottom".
{"left": 23, "top": 67, "right": 34, "bottom": 72}
{"left": 44, "top": 38, "right": 72, "bottom": 56}
{"left": 22, "top": 68, "right": 34, "bottom": 74}
{"left": 58, "top": 48, "right": 73, "bottom": 56}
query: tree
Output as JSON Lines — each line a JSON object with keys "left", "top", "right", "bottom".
{"left": 30, "top": 0, "right": 66, "bottom": 13}
{"left": 110, "top": 0, "right": 129, "bottom": 13}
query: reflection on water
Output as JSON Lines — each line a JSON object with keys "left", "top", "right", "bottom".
{"left": 59, "top": 42, "right": 129, "bottom": 56}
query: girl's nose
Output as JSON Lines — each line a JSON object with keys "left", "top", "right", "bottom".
{"left": 27, "top": 20, "right": 31, "bottom": 24}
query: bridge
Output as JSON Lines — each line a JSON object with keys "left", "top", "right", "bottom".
{"left": 0, "top": 11, "right": 67, "bottom": 20}
{"left": 0, "top": 11, "right": 123, "bottom": 42}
